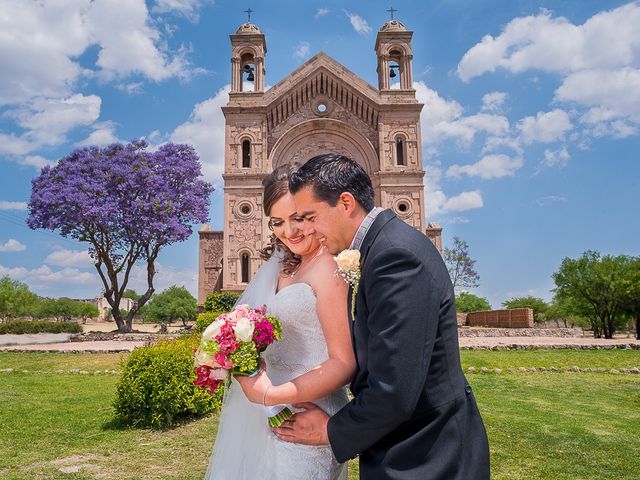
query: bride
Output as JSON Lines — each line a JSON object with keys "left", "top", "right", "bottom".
{"left": 204, "top": 164, "right": 355, "bottom": 479}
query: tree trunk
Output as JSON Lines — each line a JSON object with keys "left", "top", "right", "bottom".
{"left": 635, "top": 311, "right": 640, "bottom": 341}
{"left": 113, "top": 310, "right": 131, "bottom": 333}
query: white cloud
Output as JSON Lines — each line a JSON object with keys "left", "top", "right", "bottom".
{"left": 424, "top": 162, "right": 484, "bottom": 217}
{"left": 540, "top": 147, "right": 570, "bottom": 169}
{"left": 116, "top": 82, "right": 145, "bottom": 95}
{"left": 0, "top": 0, "right": 195, "bottom": 107}
{"left": 447, "top": 154, "right": 523, "bottom": 180}
{"left": 169, "top": 85, "right": 229, "bottom": 184}
{"left": 44, "top": 249, "right": 93, "bottom": 268}
{"left": 315, "top": 8, "right": 330, "bottom": 19}
{"left": 457, "top": 4, "right": 640, "bottom": 140}
{"left": 20, "top": 155, "right": 56, "bottom": 170}
{"left": 0, "top": 201, "right": 28, "bottom": 211}
{"left": 414, "top": 81, "right": 509, "bottom": 149}
{"left": 0, "top": 133, "right": 35, "bottom": 156}
{"left": 442, "top": 190, "right": 484, "bottom": 212}
{"left": 517, "top": 109, "right": 572, "bottom": 144}
{"left": 86, "top": 0, "right": 190, "bottom": 82}
{"left": 556, "top": 67, "right": 640, "bottom": 124}
{"left": 152, "top": 0, "right": 209, "bottom": 22}
{"left": 293, "top": 41, "right": 311, "bottom": 60}
{"left": 344, "top": 11, "right": 371, "bottom": 34}
{"left": 0, "top": 0, "right": 89, "bottom": 105}
{"left": 76, "top": 122, "right": 121, "bottom": 147}
{"left": 533, "top": 195, "right": 568, "bottom": 206}
{"left": 8, "top": 94, "right": 101, "bottom": 146}
{"left": 447, "top": 154, "right": 523, "bottom": 179}
{"left": 0, "top": 263, "right": 96, "bottom": 289}
{"left": 481, "top": 92, "right": 508, "bottom": 113}
{"left": 0, "top": 239, "right": 26, "bottom": 252}
{"left": 457, "top": 3, "right": 640, "bottom": 82}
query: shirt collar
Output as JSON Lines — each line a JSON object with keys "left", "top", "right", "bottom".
{"left": 349, "top": 207, "right": 385, "bottom": 251}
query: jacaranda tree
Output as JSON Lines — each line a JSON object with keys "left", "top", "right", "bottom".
{"left": 27, "top": 140, "right": 213, "bottom": 333}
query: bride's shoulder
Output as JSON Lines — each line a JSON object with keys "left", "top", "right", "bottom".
{"left": 305, "top": 252, "right": 346, "bottom": 292}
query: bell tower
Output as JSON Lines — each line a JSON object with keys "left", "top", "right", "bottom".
{"left": 230, "top": 20, "right": 266, "bottom": 93}
{"left": 220, "top": 21, "right": 270, "bottom": 292}
{"left": 373, "top": 19, "right": 426, "bottom": 231}
{"left": 375, "top": 18, "right": 415, "bottom": 92}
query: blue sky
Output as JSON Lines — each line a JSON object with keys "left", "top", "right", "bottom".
{"left": 0, "top": 0, "right": 638, "bottom": 308}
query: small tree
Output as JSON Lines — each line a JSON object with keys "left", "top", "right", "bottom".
{"left": 146, "top": 285, "right": 198, "bottom": 331}
{"left": 443, "top": 237, "right": 480, "bottom": 290}
{"left": 456, "top": 292, "right": 491, "bottom": 313}
{"left": 553, "top": 251, "right": 632, "bottom": 338}
{"left": 0, "top": 276, "right": 38, "bottom": 321}
{"left": 27, "top": 140, "right": 212, "bottom": 333}
{"left": 502, "top": 296, "right": 549, "bottom": 323}
{"left": 77, "top": 302, "right": 100, "bottom": 324}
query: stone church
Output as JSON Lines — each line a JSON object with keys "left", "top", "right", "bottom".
{"left": 198, "top": 18, "right": 442, "bottom": 306}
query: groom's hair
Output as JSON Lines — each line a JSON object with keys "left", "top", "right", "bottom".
{"left": 289, "top": 154, "right": 375, "bottom": 212}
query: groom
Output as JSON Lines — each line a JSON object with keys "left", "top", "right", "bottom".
{"left": 278, "top": 154, "right": 490, "bottom": 479}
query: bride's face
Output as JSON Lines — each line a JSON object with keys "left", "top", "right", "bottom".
{"left": 269, "top": 192, "right": 321, "bottom": 257}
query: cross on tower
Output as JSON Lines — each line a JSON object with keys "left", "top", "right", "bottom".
{"left": 244, "top": 8, "right": 253, "bottom": 22}
{"left": 386, "top": 7, "right": 398, "bottom": 20}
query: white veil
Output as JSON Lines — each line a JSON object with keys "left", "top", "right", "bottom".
{"left": 204, "top": 252, "right": 282, "bottom": 479}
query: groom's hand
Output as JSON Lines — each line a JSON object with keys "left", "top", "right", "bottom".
{"left": 272, "top": 402, "right": 330, "bottom": 446}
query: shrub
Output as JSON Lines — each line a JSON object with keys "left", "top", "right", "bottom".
{"left": 0, "top": 319, "right": 83, "bottom": 334}
{"left": 194, "top": 311, "right": 224, "bottom": 333}
{"left": 204, "top": 292, "right": 240, "bottom": 313}
{"left": 113, "top": 335, "right": 222, "bottom": 429}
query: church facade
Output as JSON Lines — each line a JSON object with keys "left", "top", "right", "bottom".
{"left": 198, "top": 19, "right": 442, "bottom": 306}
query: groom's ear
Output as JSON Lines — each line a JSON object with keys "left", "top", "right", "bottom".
{"left": 338, "top": 192, "right": 358, "bottom": 216}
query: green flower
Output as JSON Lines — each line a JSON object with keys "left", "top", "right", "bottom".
{"left": 268, "top": 315, "right": 282, "bottom": 341}
{"left": 229, "top": 341, "right": 259, "bottom": 375}
{"left": 201, "top": 340, "right": 220, "bottom": 355}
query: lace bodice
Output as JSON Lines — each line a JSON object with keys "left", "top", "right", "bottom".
{"left": 263, "top": 283, "right": 329, "bottom": 383}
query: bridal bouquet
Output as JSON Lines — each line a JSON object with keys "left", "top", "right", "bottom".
{"left": 193, "top": 304, "right": 293, "bottom": 427}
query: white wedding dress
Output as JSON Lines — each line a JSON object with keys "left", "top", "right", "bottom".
{"left": 204, "top": 255, "right": 349, "bottom": 480}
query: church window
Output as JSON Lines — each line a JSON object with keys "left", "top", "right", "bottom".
{"left": 395, "top": 136, "right": 406, "bottom": 166}
{"left": 241, "top": 253, "right": 250, "bottom": 283}
{"left": 317, "top": 103, "right": 327, "bottom": 113}
{"left": 242, "top": 140, "right": 251, "bottom": 168}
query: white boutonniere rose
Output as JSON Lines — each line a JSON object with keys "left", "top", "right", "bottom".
{"left": 335, "top": 249, "right": 361, "bottom": 319}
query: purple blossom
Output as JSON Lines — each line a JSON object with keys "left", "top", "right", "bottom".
{"left": 27, "top": 140, "right": 213, "bottom": 332}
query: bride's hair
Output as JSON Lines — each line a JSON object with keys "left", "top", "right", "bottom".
{"left": 259, "top": 163, "right": 302, "bottom": 276}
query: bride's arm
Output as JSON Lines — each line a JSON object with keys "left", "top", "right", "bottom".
{"left": 237, "top": 254, "right": 355, "bottom": 405}
{"left": 266, "top": 255, "right": 355, "bottom": 405}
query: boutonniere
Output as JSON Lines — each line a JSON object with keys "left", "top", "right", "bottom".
{"left": 334, "top": 249, "right": 361, "bottom": 319}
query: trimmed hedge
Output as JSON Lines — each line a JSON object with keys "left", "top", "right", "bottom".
{"left": 113, "top": 334, "right": 222, "bottom": 429}
{"left": 0, "top": 320, "right": 83, "bottom": 335}
{"left": 203, "top": 292, "right": 240, "bottom": 313}
{"left": 195, "top": 311, "right": 224, "bottom": 333}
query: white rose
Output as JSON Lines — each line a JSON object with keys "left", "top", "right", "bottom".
{"left": 335, "top": 249, "right": 360, "bottom": 272}
{"left": 233, "top": 316, "right": 255, "bottom": 342}
{"left": 202, "top": 319, "right": 224, "bottom": 342}
{"left": 195, "top": 349, "right": 215, "bottom": 368}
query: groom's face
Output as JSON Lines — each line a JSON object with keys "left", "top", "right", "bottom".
{"left": 293, "top": 186, "right": 351, "bottom": 255}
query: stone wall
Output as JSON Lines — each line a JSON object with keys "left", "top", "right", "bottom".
{"left": 465, "top": 308, "right": 534, "bottom": 328}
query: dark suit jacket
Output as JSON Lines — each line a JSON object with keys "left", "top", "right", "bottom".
{"left": 327, "top": 210, "right": 490, "bottom": 480}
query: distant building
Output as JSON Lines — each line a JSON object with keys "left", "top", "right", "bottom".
{"left": 78, "top": 296, "right": 136, "bottom": 321}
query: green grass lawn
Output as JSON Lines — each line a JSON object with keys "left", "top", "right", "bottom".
{"left": 0, "top": 350, "right": 639, "bottom": 479}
